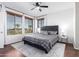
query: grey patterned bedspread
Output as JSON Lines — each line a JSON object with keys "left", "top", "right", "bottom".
{"left": 22, "top": 33, "right": 58, "bottom": 53}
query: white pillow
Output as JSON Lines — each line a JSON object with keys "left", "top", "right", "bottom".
{"left": 48, "top": 31, "right": 57, "bottom": 35}
{"left": 40, "top": 31, "right": 48, "bottom": 35}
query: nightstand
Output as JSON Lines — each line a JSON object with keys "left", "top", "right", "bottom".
{"left": 59, "top": 35, "right": 68, "bottom": 43}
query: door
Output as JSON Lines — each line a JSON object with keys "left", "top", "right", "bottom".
{"left": 0, "top": 5, "right": 4, "bottom": 48}
{"left": 0, "top": 20, "right": 4, "bottom": 48}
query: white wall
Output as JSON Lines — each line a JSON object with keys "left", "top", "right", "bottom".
{"left": 75, "top": 2, "right": 79, "bottom": 49}
{"left": 5, "top": 35, "right": 24, "bottom": 44}
{"left": 46, "top": 7, "right": 75, "bottom": 44}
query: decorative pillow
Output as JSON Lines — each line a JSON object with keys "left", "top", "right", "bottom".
{"left": 40, "top": 31, "right": 48, "bottom": 35}
{"left": 48, "top": 31, "right": 57, "bottom": 35}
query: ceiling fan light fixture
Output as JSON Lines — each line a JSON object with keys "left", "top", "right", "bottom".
{"left": 36, "top": 7, "right": 40, "bottom": 10}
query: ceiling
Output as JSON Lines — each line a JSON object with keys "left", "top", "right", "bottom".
{"left": 1, "top": 2, "right": 74, "bottom": 17}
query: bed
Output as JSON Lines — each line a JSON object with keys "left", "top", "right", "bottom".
{"left": 22, "top": 25, "right": 59, "bottom": 53}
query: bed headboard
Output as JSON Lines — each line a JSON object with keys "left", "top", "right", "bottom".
{"left": 41, "top": 25, "right": 59, "bottom": 34}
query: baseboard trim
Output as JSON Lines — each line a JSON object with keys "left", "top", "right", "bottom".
{"left": 74, "top": 46, "right": 79, "bottom": 50}
{"left": 57, "top": 41, "right": 73, "bottom": 45}
{"left": 4, "top": 41, "right": 22, "bottom": 46}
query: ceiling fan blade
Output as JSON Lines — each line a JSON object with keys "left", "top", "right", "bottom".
{"left": 40, "top": 6, "right": 48, "bottom": 8}
{"left": 39, "top": 8, "right": 42, "bottom": 12}
{"left": 31, "top": 7, "right": 36, "bottom": 10}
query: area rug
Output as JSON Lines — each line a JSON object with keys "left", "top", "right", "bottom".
{"left": 11, "top": 41, "right": 65, "bottom": 57}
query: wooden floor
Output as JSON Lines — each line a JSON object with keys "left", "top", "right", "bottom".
{"left": 64, "top": 43, "right": 79, "bottom": 57}
{"left": 0, "top": 43, "right": 79, "bottom": 57}
{"left": 0, "top": 45, "right": 25, "bottom": 57}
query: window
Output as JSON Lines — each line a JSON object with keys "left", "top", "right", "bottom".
{"left": 25, "top": 18, "right": 33, "bottom": 33}
{"left": 7, "top": 12, "right": 22, "bottom": 35}
{"left": 37, "top": 18, "right": 44, "bottom": 28}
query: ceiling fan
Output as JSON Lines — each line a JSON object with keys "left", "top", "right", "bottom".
{"left": 31, "top": 2, "right": 48, "bottom": 12}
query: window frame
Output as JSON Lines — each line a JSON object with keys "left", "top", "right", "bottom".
{"left": 24, "top": 17, "right": 33, "bottom": 33}
{"left": 37, "top": 18, "right": 44, "bottom": 28}
{"left": 7, "top": 12, "right": 22, "bottom": 35}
